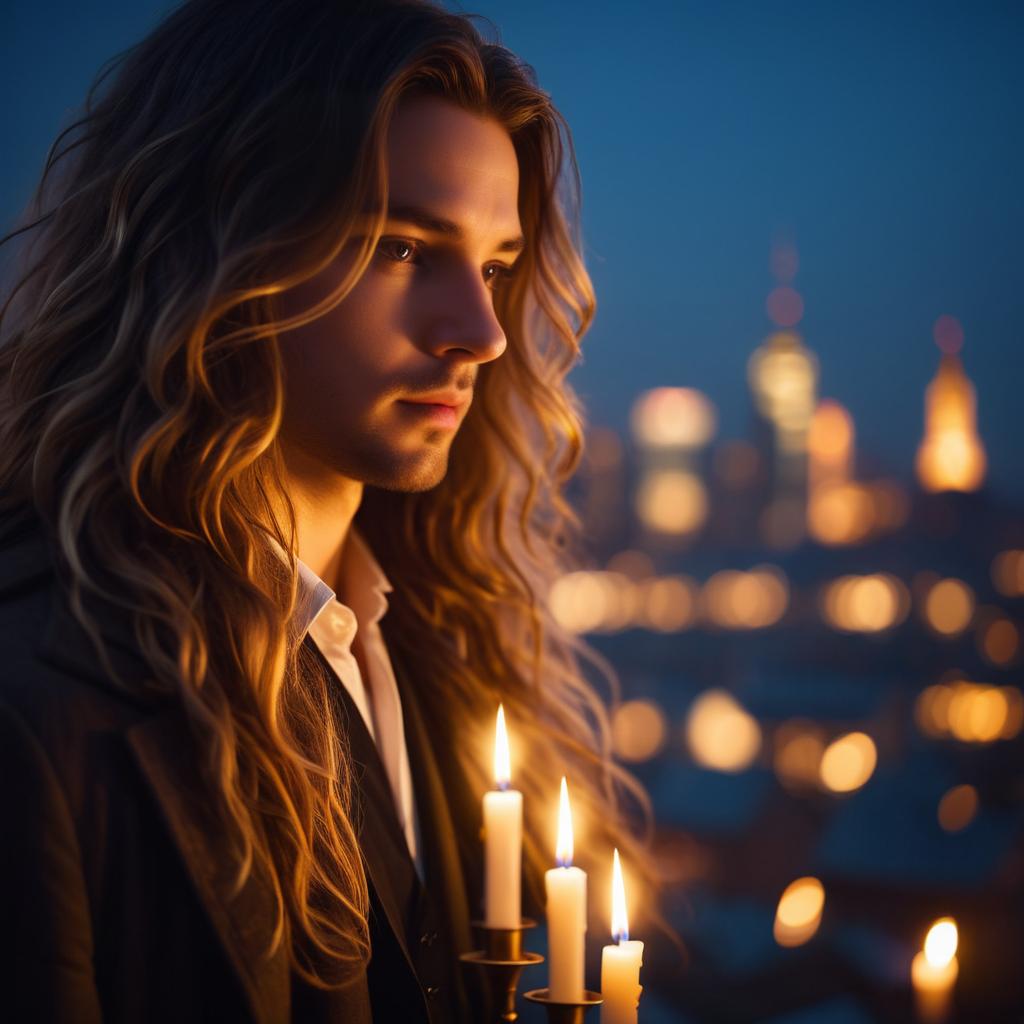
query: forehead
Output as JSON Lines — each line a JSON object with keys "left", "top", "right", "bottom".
{"left": 385, "top": 96, "right": 521, "bottom": 234}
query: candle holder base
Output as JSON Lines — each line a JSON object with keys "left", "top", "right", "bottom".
{"left": 460, "top": 919, "right": 544, "bottom": 1023}
{"left": 523, "top": 988, "right": 604, "bottom": 1024}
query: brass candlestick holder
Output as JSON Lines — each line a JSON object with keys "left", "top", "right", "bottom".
{"left": 459, "top": 918, "right": 544, "bottom": 1023}
{"left": 523, "top": 987, "right": 603, "bottom": 1024}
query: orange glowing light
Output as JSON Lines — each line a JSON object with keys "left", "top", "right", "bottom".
{"left": 924, "top": 918, "right": 958, "bottom": 968}
{"left": 923, "top": 578, "right": 975, "bottom": 636}
{"left": 630, "top": 387, "right": 717, "bottom": 448}
{"left": 635, "top": 470, "right": 708, "bottom": 535}
{"left": 774, "top": 877, "right": 825, "bottom": 947}
{"left": 915, "top": 341, "right": 986, "bottom": 493}
{"left": 556, "top": 776, "right": 574, "bottom": 867}
{"left": 819, "top": 732, "right": 877, "bottom": 793}
{"left": 685, "top": 690, "right": 761, "bottom": 772}
{"left": 494, "top": 704, "right": 511, "bottom": 788}
{"left": 611, "top": 700, "right": 668, "bottom": 763}
{"left": 610, "top": 848, "right": 629, "bottom": 941}
{"left": 937, "top": 784, "right": 978, "bottom": 832}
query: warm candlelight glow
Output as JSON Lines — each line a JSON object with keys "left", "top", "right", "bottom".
{"left": 494, "top": 704, "right": 511, "bottom": 790}
{"left": 924, "top": 918, "right": 958, "bottom": 969}
{"left": 556, "top": 776, "right": 574, "bottom": 867}
{"left": 611, "top": 848, "right": 629, "bottom": 941}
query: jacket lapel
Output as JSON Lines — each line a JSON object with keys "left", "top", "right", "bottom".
{"left": 304, "top": 638, "right": 420, "bottom": 969}
{"left": 126, "top": 711, "right": 292, "bottom": 1024}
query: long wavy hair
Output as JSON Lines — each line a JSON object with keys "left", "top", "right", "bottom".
{"left": 0, "top": 0, "right": 657, "bottom": 987}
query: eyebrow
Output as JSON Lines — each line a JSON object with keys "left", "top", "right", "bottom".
{"left": 386, "top": 203, "right": 526, "bottom": 255}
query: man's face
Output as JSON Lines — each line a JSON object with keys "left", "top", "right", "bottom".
{"left": 275, "top": 95, "right": 523, "bottom": 492}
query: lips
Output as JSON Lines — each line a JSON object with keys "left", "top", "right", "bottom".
{"left": 402, "top": 390, "right": 469, "bottom": 410}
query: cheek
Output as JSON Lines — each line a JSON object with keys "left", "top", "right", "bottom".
{"left": 277, "top": 279, "right": 407, "bottom": 420}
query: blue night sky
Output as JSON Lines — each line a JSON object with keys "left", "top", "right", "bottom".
{"left": 4, "top": 1, "right": 1022, "bottom": 498}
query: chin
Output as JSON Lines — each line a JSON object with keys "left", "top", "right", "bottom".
{"left": 358, "top": 445, "right": 451, "bottom": 493}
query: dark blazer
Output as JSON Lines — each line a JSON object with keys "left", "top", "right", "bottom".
{"left": 0, "top": 519, "right": 484, "bottom": 1023}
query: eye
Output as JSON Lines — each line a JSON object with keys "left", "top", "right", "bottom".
{"left": 483, "top": 262, "right": 518, "bottom": 291}
{"left": 376, "top": 237, "right": 420, "bottom": 264}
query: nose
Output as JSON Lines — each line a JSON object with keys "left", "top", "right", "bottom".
{"left": 420, "top": 263, "right": 508, "bottom": 365}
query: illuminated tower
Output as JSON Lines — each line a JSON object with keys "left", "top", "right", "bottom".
{"left": 747, "top": 239, "right": 819, "bottom": 547}
{"left": 916, "top": 315, "right": 986, "bottom": 493}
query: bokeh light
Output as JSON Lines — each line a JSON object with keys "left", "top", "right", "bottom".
{"left": 637, "top": 575, "right": 699, "bottom": 632}
{"left": 549, "top": 571, "right": 641, "bottom": 634}
{"left": 937, "top": 784, "right": 979, "bottom": 832}
{"left": 807, "top": 482, "right": 875, "bottom": 546}
{"left": 773, "top": 720, "right": 826, "bottom": 791}
{"left": 685, "top": 690, "right": 762, "bottom": 773}
{"left": 701, "top": 566, "right": 789, "bottom": 629}
{"left": 819, "top": 731, "right": 877, "bottom": 793}
{"left": 611, "top": 699, "right": 668, "bottom": 763}
{"left": 635, "top": 470, "right": 709, "bottom": 535}
{"left": 978, "top": 615, "right": 1019, "bottom": 667}
{"left": 821, "top": 574, "right": 910, "bottom": 633}
{"left": 774, "top": 877, "right": 825, "bottom": 947}
{"left": 914, "top": 681, "right": 1024, "bottom": 743}
{"left": 922, "top": 578, "right": 975, "bottom": 636}
{"left": 991, "top": 550, "right": 1024, "bottom": 597}
{"left": 630, "top": 387, "right": 717, "bottom": 448}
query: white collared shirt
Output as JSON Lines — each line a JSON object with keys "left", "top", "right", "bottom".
{"left": 292, "top": 529, "right": 422, "bottom": 875}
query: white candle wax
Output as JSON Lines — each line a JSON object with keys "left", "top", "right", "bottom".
{"left": 600, "top": 939, "right": 644, "bottom": 1024}
{"left": 483, "top": 706, "right": 522, "bottom": 928}
{"left": 483, "top": 786, "right": 522, "bottom": 928}
{"left": 545, "top": 864, "right": 587, "bottom": 1001}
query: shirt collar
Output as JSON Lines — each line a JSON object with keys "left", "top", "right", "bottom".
{"left": 288, "top": 526, "right": 393, "bottom": 641}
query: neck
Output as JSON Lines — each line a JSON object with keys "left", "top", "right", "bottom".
{"left": 274, "top": 439, "right": 364, "bottom": 591}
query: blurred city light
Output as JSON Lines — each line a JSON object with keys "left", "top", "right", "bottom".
{"left": 914, "top": 681, "right": 1024, "bottom": 743}
{"left": 819, "top": 731, "right": 877, "bottom": 793}
{"left": 773, "top": 877, "right": 826, "bottom": 947}
{"left": 630, "top": 387, "right": 717, "bottom": 449}
{"left": 922, "top": 578, "right": 976, "bottom": 636}
{"left": 977, "top": 614, "right": 1020, "bottom": 667}
{"left": 637, "top": 575, "right": 699, "bottom": 632}
{"left": 807, "top": 482, "right": 875, "bottom": 546}
{"left": 991, "top": 550, "right": 1024, "bottom": 597}
{"left": 611, "top": 699, "right": 668, "bottom": 763}
{"left": 685, "top": 690, "right": 762, "bottom": 773}
{"left": 635, "top": 469, "right": 709, "bottom": 535}
{"left": 915, "top": 319, "right": 987, "bottom": 493}
{"left": 701, "top": 566, "right": 788, "bottom": 629}
{"left": 773, "top": 720, "right": 826, "bottom": 791}
{"left": 748, "top": 330, "right": 819, "bottom": 450}
{"left": 937, "top": 784, "right": 979, "bottom": 833}
{"left": 821, "top": 574, "right": 910, "bottom": 633}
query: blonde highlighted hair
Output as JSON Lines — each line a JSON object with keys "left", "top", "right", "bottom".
{"left": 0, "top": 0, "right": 657, "bottom": 986}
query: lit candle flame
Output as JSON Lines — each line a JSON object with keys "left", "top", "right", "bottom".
{"left": 611, "top": 847, "right": 629, "bottom": 942}
{"left": 556, "top": 776, "right": 574, "bottom": 867}
{"left": 494, "top": 704, "right": 511, "bottom": 790}
{"left": 924, "top": 917, "right": 958, "bottom": 969}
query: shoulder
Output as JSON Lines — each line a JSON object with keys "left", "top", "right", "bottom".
{"left": 0, "top": 517, "right": 167, "bottom": 807}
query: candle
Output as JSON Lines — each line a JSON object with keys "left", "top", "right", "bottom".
{"left": 911, "top": 917, "right": 958, "bottom": 1024}
{"left": 483, "top": 704, "right": 522, "bottom": 928}
{"left": 545, "top": 777, "right": 587, "bottom": 1002}
{"left": 600, "top": 849, "right": 643, "bottom": 1024}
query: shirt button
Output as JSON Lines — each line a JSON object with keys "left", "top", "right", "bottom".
{"left": 419, "top": 931, "right": 438, "bottom": 947}
{"left": 425, "top": 985, "right": 440, "bottom": 998}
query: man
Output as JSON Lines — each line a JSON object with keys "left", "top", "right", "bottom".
{"left": 0, "top": 1, "right": 651, "bottom": 1021}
